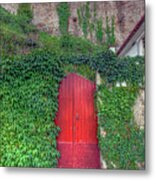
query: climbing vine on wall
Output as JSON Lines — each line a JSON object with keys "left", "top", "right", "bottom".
{"left": 0, "top": 48, "right": 144, "bottom": 168}
{"left": 77, "top": 2, "right": 116, "bottom": 46}
{"left": 106, "top": 16, "right": 115, "bottom": 46}
{"left": 18, "top": 3, "right": 33, "bottom": 23}
{"left": 60, "top": 51, "right": 145, "bottom": 169}
{"left": 77, "top": 2, "right": 91, "bottom": 38}
{"left": 97, "top": 86, "right": 144, "bottom": 169}
{"left": 0, "top": 5, "right": 145, "bottom": 169}
{"left": 96, "top": 18, "right": 103, "bottom": 44}
{"left": 57, "top": 2, "right": 70, "bottom": 35}
{"left": 0, "top": 6, "right": 37, "bottom": 56}
{"left": 0, "top": 50, "right": 64, "bottom": 167}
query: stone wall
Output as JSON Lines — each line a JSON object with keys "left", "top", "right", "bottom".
{"left": 1, "top": 1, "right": 145, "bottom": 48}
{"left": 1, "top": 3, "right": 18, "bottom": 15}
{"left": 31, "top": 3, "right": 60, "bottom": 35}
{"left": 133, "top": 89, "right": 145, "bottom": 129}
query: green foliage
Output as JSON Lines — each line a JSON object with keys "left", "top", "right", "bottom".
{"left": 39, "top": 32, "right": 105, "bottom": 56}
{"left": 105, "top": 16, "right": 110, "bottom": 46}
{"left": 0, "top": 6, "right": 144, "bottom": 169}
{"left": 77, "top": 9, "right": 82, "bottom": 26}
{"left": 84, "top": 2, "right": 91, "bottom": 37}
{"left": 59, "top": 49, "right": 144, "bottom": 86}
{"left": 17, "top": 3, "right": 33, "bottom": 23}
{"left": 57, "top": 2, "right": 70, "bottom": 35}
{"left": 0, "top": 48, "right": 145, "bottom": 168}
{"left": 17, "top": 4, "right": 35, "bottom": 34}
{"left": 90, "top": 51, "right": 145, "bottom": 86}
{"left": 96, "top": 18, "right": 103, "bottom": 44}
{"left": 0, "top": 6, "right": 35, "bottom": 34}
{"left": 0, "top": 6, "right": 37, "bottom": 56}
{"left": 59, "top": 34, "right": 105, "bottom": 55}
{"left": 111, "top": 16, "right": 116, "bottom": 45}
{"left": 38, "top": 32, "right": 61, "bottom": 53}
{"left": 0, "top": 49, "right": 64, "bottom": 167}
{"left": 61, "top": 50, "right": 144, "bottom": 170}
{"left": 105, "top": 16, "right": 115, "bottom": 46}
{"left": 64, "top": 64, "right": 95, "bottom": 81}
{"left": 93, "top": 2, "right": 97, "bottom": 19}
{"left": 77, "top": 3, "right": 116, "bottom": 46}
{"left": 97, "top": 86, "right": 145, "bottom": 169}
{"left": 0, "top": 23, "right": 26, "bottom": 56}
{"left": 77, "top": 2, "right": 90, "bottom": 38}
{"left": 114, "top": 56, "right": 145, "bottom": 86}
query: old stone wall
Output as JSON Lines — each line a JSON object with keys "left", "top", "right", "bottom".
{"left": 31, "top": 3, "right": 60, "bottom": 35}
{"left": 1, "top": 3, "right": 19, "bottom": 15}
{"left": 133, "top": 89, "right": 145, "bottom": 129}
{"left": 1, "top": 1, "right": 145, "bottom": 48}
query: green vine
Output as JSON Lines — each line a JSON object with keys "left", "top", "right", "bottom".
{"left": 106, "top": 16, "right": 116, "bottom": 46}
{"left": 111, "top": 16, "right": 116, "bottom": 45}
{"left": 77, "top": 3, "right": 116, "bottom": 46}
{"left": 0, "top": 50, "right": 64, "bottom": 167}
{"left": 64, "top": 64, "right": 96, "bottom": 81}
{"left": 1, "top": 5, "right": 144, "bottom": 169}
{"left": 17, "top": 3, "right": 33, "bottom": 23}
{"left": 57, "top": 2, "right": 70, "bottom": 35}
{"left": 96, "top": 18, "right": 103, "bottom": 44}
{"left": 0, "top": 48, "right": 144, "bottom": 168}
{"left": 77, "top": 2, "right": 90, "bottom": 38}
{"left": 0, "top": 6, "right": 36, "bottom": 56}
{"left": 97, "top": 86, "right": 144, "bottom": 169}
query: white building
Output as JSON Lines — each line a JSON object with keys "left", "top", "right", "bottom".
{"left": 117, "top": 15, "right": 145, "bottom": 57}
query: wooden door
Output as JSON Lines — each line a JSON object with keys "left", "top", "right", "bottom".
{"left": 55, "top": 73, "right": 100, "bottom": 169}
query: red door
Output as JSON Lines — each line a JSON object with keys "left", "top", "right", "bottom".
{"left": 55, "top": 73, "right": 100, "bottom": 169}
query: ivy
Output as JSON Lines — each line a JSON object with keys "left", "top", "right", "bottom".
{"left": 88, "top": 51, "right": 144, "bottom": 86}
{"left": 57, "top": 2, "right": 70, "bottom": 35}
{"left": 0, "top": 50, "right": 64, "bottom": 167}
{"left": 17, "top": 3, "right": 33, "bottom": 23}
{"left": 77, "top": 3, "right": 116, "bottom": 46}
{"left": 111, "top": 16, "right": 116, "bottom": 46}
{"left": 17, "top": 3, "right": 35, "bottom": 34}
{"left": 1, "top": 6, "right": 144, "bottom": 169}
{"left": 0, "top": 6, "right": 37, "bottom": 56}
{"left": 96, "top": 18, "right": 103, "bottom": 44}
{"left": 97, "top": 86, "right": 145, "bottom": 169}
{"left": 64, "top": 64, "right": 96, "bottom": 81}
{"left": 105, "top": 16, "right": 116, "bottom": 46}
{"left": 77, "top": 2, "right": 90, "bottom": 38}
{"left": 0, "top": 46, "right": 144, "bottom": 168}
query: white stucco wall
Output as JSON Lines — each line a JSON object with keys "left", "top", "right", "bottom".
{"left": 124, "top": 36, "right": 144, "bottom": 57}
{"left": 125, "top": 43, "right": 138, "bottom": 57}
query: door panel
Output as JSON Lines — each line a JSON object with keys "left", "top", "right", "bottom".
{"left": 55, "top": 73, "right": 100, "bottom": 168}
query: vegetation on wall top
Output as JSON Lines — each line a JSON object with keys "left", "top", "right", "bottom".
{"left": 0, "top": 6, "right": 37, "bottom": 56}
{"left": 17, "top": 3, "right": 33, "bottom": 24}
